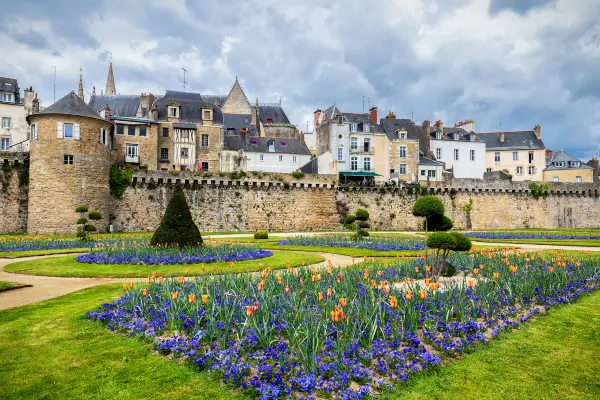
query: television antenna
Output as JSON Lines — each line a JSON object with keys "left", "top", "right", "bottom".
{"left": 182, "top": 68, "right": 188, "bottom": 91}
{"left": 53, "top": 66, "right": 56, "bottom": 102}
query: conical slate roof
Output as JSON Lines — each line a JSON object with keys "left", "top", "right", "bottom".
{"left": 29, "top": 91, "right": 104, "bottom": 121}
{"left": 105, "top": 62, "right": 116, "bottom": 95}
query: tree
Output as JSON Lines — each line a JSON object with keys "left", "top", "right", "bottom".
{"left": 150, "top": 184, "right": 203, "bottom": 247}
{"left": 75, "top": 205, "right": 102, "bottom": 240}
{"left": 344, "top": 208, "right": 370, "bottom": 240}
{"left": 412, "top": 196, "right": 444, "bottom": 232}
{"left": 426, "top": 214, "right": 454, "bottom": 231}
{"left": 427, "top": 232, "right": 472, "bottom": 279}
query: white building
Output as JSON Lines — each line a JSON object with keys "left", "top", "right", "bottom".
{"left": 222, "top": 134, "right": 312, "bottom": 173}
{"left": 0, "top": 78, "right": 38, "bottom": 152}
{"left": 428, "top": 121, "right": 486, "bottom": 179}
{"left": 418, "top": 153, "right": 445, "bottom": 182}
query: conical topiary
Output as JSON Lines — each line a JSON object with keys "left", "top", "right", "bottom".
{"left": 150, "top": 184, "right": 203, "bottom": 247}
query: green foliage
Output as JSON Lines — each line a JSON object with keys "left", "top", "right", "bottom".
{"left": 17, "top": 165, "right": 29, "bottom": 187}
{"left": 291, "top": 171, "right": 305, "bottom": 179}
{"left": 344, "top": 209, "right": 370, "bottom": 240}
{"left": 426, "top": 214, "right": 454, "bottom": 231}
{"left": 88, "top": 211, "right": 102, "bottom": 220}
{"left": 169, "top": 170, "right": 179, "bottom": 176}
{"left": 441, "top": 262, "right": 457, "bottom": 277}
{"left": 412, "top": 196, "right": 444, "bottom": 218}
{"left": 253, "top": 231, "right": 269, "bottom": 240}
{"left": 75, "top": 231, "right": 87, "bottom": 239}
{"left": 426, "top": 232, "right": 456, "bottom": 250}
{"left": 109, "top": 164, "right": 135, "bottom": 199}
{"left": 150, "top": 184, "right": 203, "bottom": 247}
{"left": 1, "top": 160, "right": 12, "bottom": 174}
{"left": 230, "top": 171, "right": 247, "bottom": 180}
{"left": 75, "top": 205, "right": 101, "bottom": 241}
{"left": 344, "top": 215, "right": 356, "bottom": 225}
{"left": 85, "top": 225, "right": 97, "bottom": 232}
{"left": 462, "top": 197, "right": 473, "bottom": 212}
{"left": 355, "top": 209, "right": 369, "bottom": 221}
{"left": 357, "top": 220, "right": 370, "bottom": 229}
{"left": 529, "top": 182, "right": 550, "bottom": 200}
{"left": 76, "top": 218, "right": 88, "bottom": 225}
{"left": 75, "top": 205, "right": 89, "bottom": 213}
{"left": 449, "top": 232, "right": 472, "bottom": 252}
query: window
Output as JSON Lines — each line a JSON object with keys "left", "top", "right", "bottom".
{"left": 337, "top": 147, "right": 343, "bottom": 161}
{"left": 516, "top": 166, "right": 523, "bottom": 175}
{"left": 117, "top": 124, "right": 124, "bottom": 135}
{"left": 350, "top": 122, "right": 358, "bottom": 132}
{"left": 162, "top": 127, "right": 169, "bottom": 137}
{"left": 554, "top": 161, "right": 565, "bottom": 168}
{"left": 31, "top": 123, "right": 38, "bottom": 140}
{"left": 469, "top": 134, "right": 475, "bottom": 142}
{"left": 63, "top": 155, "right": 73, "bottom": 165}
{"left": 513, "top": 151, "right": 519, "bottom": 161}
{"left": 399, "top": 146, "right": 407, "bottom": 158}
{"left": 139, "top": 126, "right": 147, "bottom": 137}
{"left": 420, "top": 170, "right": 426, "bottom": 176}
{"left": 453, "top": 132, "right": 459, "bottom": 141}
{"left": 2, "top": 93, "right": 12, "bottom": 102}
{"left": 428, "top": 170, "right": 436, "bottom": 178}
{"left": 528, "top": 166, "right": 535, "bottom": 175}
{"left": 227, "top": 128, "right": 236, "bottom": 135}
{"left": 362, "top": 123, "right": 370, "bottom": 133}
{"left": 293, "top": 156, "right": 297, "bottom": 163}
{"left": 351, "top": 137, "right": 357, "bottom": 150}
{"left": 435, "top": 131, "right": 442, "bottom": 140}
{"left": 364, "top": 157, "right": 371, "bottom": 171}
{"left": 201, "top": 162, "right": 209, "bottom": 171}
{"left": 267, "top": 140, "right": 275, "bottom": 152}
{"left": 100, "top": 128, "right": 108, "bottom": 145}
{"left": 435, "top": 148, "right": 442, "bottom": 160}
{"left": 267, "top": 118, "right": 273, "bottom": 124}
{"left": 454, "top": 149, "right": 459, "bottom": 161}
{"left": 279, "top": 155, "right": 283, "bottom": 162}
{"left": 553, "top": 176, "right": 559, "bottom": 182}
{"left": 126, "top": 144, "right": 138, "bottom": 162}
{"left": 486, "top": 168, "right": 492, "bottom": 173}
{"left": 470, "top": 150, "right": 475, "bottom": 161}
{"left": 203, "top": 110, "right": 211, "bottom": 120}
{"left": 160, "top": 148, "right": 168, "bottom": 161}
{"left": 399, "top": 164, "right": 407, "bottom": 175}
{"left": 180, "top": 148, "right": 189, "bottom": 158}
{"left": 2, "top": 117, "right": 10, "bottom": 129}
{"left": 127, "top": 125, "right": 135, "bottom": 136}
{"left": 0, "top": 138, "right": 9, "bottom": 150}
{"left": 576, "top": 176, "right": 582, "bottom": 182}
{"left": 180, "top": 129, "right": 189, "bottom": 139}
{"left": 529, "top": 151, "right": 534, "bottom": 163}
{"left": 494, "top": 152, "right": 500, "bottom": 163}
{"left": 350, "top": 157, "right": 358, "bottom": 171}
{"left": 201, "top": 134, "right": 209, "bottom": 147}
{"left": 363, "top": 138, "right": 370, "bottom": 152}
{"left": 398, "top": 130, "right": 407, "bottom": 139}
{"left": 571, "top": 161, "right": 580, "bottom": 168}
{"left": 170, "top": 107, "right": 177, "bottom": 117}
{"left": 260, "top": 154, "right": 264, "bottom": 161}
{"left": 64, "top": 123, "right": 74, "bottom": 138}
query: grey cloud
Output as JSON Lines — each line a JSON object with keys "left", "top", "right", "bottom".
{"left": 489, "top": 0, "right": 556, "bottom": 15}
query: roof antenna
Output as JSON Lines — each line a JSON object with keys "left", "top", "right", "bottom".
{"left": 182, "top": 67, "right": 188, "bottom": 91}
{"left": 368, "top": 97, "right": 370, "bottom": 111}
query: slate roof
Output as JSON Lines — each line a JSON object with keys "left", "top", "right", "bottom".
{"left": 338, "top": 112, "right": 385, "bottom": 133}
{"left": 323, "top": 105, "right": 338, "bottom": 120}
{"left": 259, "top": 105, "right": 292, "bottom": 125}
{"left": 89, "top": 95, "right": 140, "bottom": 118}
{"left": 477, "top": 131, "right": 545, "bottom": 150}
{"left": 419, "top": 154, "right": 444, "bottom": 166}
{"left": 429, "top": 126, "right": 480, "bottom": 142}
{"left": 31, "top": 91, "right": 104, "bottom": 121}
{"left": 202, "top": 94, "right": 227, "bottom": 107}
{"left": 154, "top": 90, "right": 224, "bottom": 124}
{"left": 224, "top": 114, "right": 253, "bottom": 131}
{"left": 379, "top": 118, "right": 420, "bottom": 140}
{"left": 224, "top": 136, "right": 311, "bottom": 155}
{"left": 544, "top": 150, "right": 592, "bottom": 171}
{"left": 0, "top": 77, "right": 19, "bottom": 94}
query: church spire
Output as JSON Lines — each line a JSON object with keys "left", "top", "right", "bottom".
{"left": 78, "top": 68, "right": 84, "bottom": 101}
{"left": 105, "top": 57, "right": 116, "bottom": 95}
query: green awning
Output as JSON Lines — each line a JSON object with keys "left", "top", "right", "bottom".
{"left": 339, "top": 172, "right": 382, "bottom": 177}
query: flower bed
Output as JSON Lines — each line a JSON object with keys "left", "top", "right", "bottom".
{"left": 75, "top": 242, "right": 273, "bottom": 265}
{"left": 465, "top": 232, "right": 600, "bottom": 240}
{"left": 87, "top": 250, "right": 600, "bottom": 398}
{"left": 0, "top": 234, "right": 150, "bottom": 252}
{"left": 277, "top": 234, "right": 426, "bottom": 251}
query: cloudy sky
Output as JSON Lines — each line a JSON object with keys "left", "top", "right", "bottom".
{"left": 1, "top": 0, "right": 598, "bottom": 159}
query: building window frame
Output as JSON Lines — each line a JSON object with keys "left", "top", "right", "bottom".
{"left": 494, "top": 152, "right": 500, "bottom": 164}
{"left": 162, "top": 127, "right": 169, "bottom": 137}
{"left": 513, "top": 151, "right": 518, "bottom": 161}
{"left": 576, "top": 176, "right": 582, "bottom": 182}
{"left": 260, "top": 154, "right": 264, "bottom": 162}
{"left": 2, "top": 117, "right": 11, "bottom": 129}
{"left": 435, "top": 148, "right": 442, "bottom": 160}
{"left": 516, "top": 166, "right": 523, "bottom": 175}
{"left": 350, "top": 122, "right": 358, "bottom": 132}
{"left": 399, "top": 146, "right": 407, "bottom": 158}
{"left": 279, "top": 155, "right": 283, "bottom": 162}
{"left": 139, "top": 126, "right": 147, "bottom": 137}
{"left": 454, "top": 149, "right": 459, "bottom": 161}
{"left": 350, "top": 156, "right": 358, "bottom": 171}
{"left": 350, "top": 137, "right": 357, "bottom": 150}
{"left": 201, "top": 134, "right": 209, "bottom": 147}
{"left": 435, "top": 131, "right": 442, "bottom": 140}
{"left": 337, "top": 147, "right": 343, "bottom": 161}
{"left": 160, "top": 148, "right": 169, "bottom": 161}
{"left": 0, "top": 137, "right": 9, "bottom": 151}
{"left": 126, "top": 143, "right": 139, "bottom": 162}
{"left": 427, "top": 170, "right": 436, "bottom": 178}
{"left": 201, "top": 162, "right": 209, "bottom": 171}
{"left": 528, "top": 166, "right": 535, "bottom": 175}
{"left": 470, "top": 149, "right": 475, "bottom": 161}
{"left": 529, "top": 151, "right": 534, "bottom": 163}
{"left": 64, "top": 154, "right": 74, "bottom": 165}
{"left": 364, "top": 157, "right": 371, "bottom": 171}
{"left": 293, "top": 156, "right": 297, "bottom": 163}
{"left": 127, "top": 125, "right": 136, "bottom": 136}
{"left": 116, "top": 124, "right": 124, "bottom": 135}
{"left": 399, "top": 163, "right": 407, "bottom": 175}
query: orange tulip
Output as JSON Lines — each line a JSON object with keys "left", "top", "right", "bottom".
{"left": 371, "top": 279, "right": 377, "bottom": 288}
{"left": 473, "top": 269, "right": 479, "bottom": 275}
{"left": 188, "top": 294, "right": 196, "bottom": 304}
{"left": 406, "top": 290, "right": 413, "bottom": 300}
{"left": 389, "top": 296, "right": 398, "bottom": 309}
{"left": 123, "top": 284, "right": 128, "bottom": 291}
{"left": 142, "top": 288, "right": 148, "bottom": 297}
{"left": 246, "top": 305, "right": 253, "bottom": 317}
{"left": 363, "top": 271, "right": 369, "bottom": 280}
{"left": 129, "top": 281, "right": 134, "bottom": 289}
{"left": 467, "top": 279, "right": 475, "bottom": 288}
{"left": 419, "top": 289, "right": 427, "bottom": 300}
{"left": 548, "top": 266, "right": 554, "bottom": 273}
{"left": 277, "top": 277, "right": 283, "bottom": 285}
{"left": 493, "top": 272, "right": 499, "bottom": 279}
{"left": 340, "top": 297, "right": 347, "bottom": 307}
{"left": 424, "top": 278, "right": 430, "bottom": 286}
{"left": 179, "top": 276, "right": 185, "bottom": 284}
{"left": 318, "top": 292, "right": 324, "bottom": 301}
{"left": 285, "top": 285, "right": 290, "bottom": 293}
{"left": 202, "top": 294, "right": 209, "bottom": 304}
{"left": 171, "top": 291, "right": 178, "bottom": 300}
{"left": 327, "top": 288, "right": 332, "bottom": 297}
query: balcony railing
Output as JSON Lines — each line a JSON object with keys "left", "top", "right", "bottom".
{"left": 125, "top": 155, "right": 139, "bottom": 164}
{"left": 350, "top": 147, "right": 373, "bottom": 154}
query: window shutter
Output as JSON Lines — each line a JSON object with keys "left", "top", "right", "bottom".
{"left": 100, "top": 128, "right": 103, "bottom": 144}
{"left": 74, "top": 124, "right": 80, "bottom": 140}
{"left": 57, "top": 122, "right": 64, "bottom": 138}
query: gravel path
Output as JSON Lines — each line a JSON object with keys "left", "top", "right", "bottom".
{"left": 0, "top": 251, "right": 353, "bottom": 310}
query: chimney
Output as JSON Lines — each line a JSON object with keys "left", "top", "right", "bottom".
{"left": 23, "top": 87, "right": 35, "bottom": 115}
{"left": 533, "top": 124, "right": 541, "bottom": 139}
{"left": 369, "top": 106, "right": 378, "bottom": 124}
{"left": 499, "top": 132, "right": 505, "bottom": 142}
{"left": 434, "top": 120, "right": 444, "bottom": 133}
{"left": 102, "top": 105, "right": 111, "bottom": 121}
{"left": 587, "top": 157, "right": 599, "bottom": 178}
{"left": 32, "top": 93, "right": 40, "bottom": 113}
{"left": 421, "top": 119, "right": 431, "bottom": 158}
{"left": 314, "top": 109, "right": 322, "bottom": 127}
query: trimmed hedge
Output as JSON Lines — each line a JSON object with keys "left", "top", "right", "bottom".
{"left": 412, "top": 196, "right": 444, "bottom": 218}
{"left": 254, "top": 231, "right": 269, "bottom": 240}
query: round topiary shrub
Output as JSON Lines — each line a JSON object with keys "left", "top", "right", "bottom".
{"left": 426, "top": 232, "right": 456, "bottom": 250}
{"left": 358, "top": 230, "right": 370, "bottom": 237}
{"left": 76, "top": 205, "right": 89, "bottom": 213}
{"left": 76, "top": 218, "right": 88, "bottom": 225}
{"left": 85, "top": 225, "right": 97, "bottom": 232}
{"left": 426, "top": 215, "right": 454, "bottom": 231}
{"left": 88, "top": 211, "right": 102, "bottom": 220}
{"left": 412, "top": 196, "right": 444, "bottom": 218}
{"left": 254, "top": 231, "right": 269, "bottom": 239}
{"left": 344, "top": 215, "right": 357, "bottom": 225}
{"left": 449, "top": 232, "right": 472, "bottom": 252}
{"left": 150, "top": 184, "right": 203, "bottom": 247}
{"left": 355, "top": 209, "right": 369, "bottom": 221}
{"left": 76, "top": 231, "right": 87, "bottom": 239}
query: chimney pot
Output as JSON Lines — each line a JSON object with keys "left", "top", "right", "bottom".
{"left": 369, "top": 106, "right": 378, "bottom": 124}
{"left": 499, "top": 132, "right": 505, "bottom": 142}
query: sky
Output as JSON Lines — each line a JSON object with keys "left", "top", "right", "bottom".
{"left": 1, "top": 0, "right": 599, "bottom": 160}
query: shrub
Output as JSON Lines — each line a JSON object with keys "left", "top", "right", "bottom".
{"left": 529, "top": 182, "right": 550, "bottom": 200}
{"left": 150, "top": 184, "right": 203, "bottom": 247}
{"left": 292, "top": 171, "right": 305, "bottom": 179}
{"left": 75, "top": 206, "right": 101, "bottom": 240}
{"left": 343, "top": 215, "right": 356, "bottom": 225}
{"left": 76, "top": 205, "right": 89, "bottom": 213}
{"left": 345, "top": 209, "right": 370, "bottom": 240}
{"left": 110, "top": 164, "right": 135, "bottom": 199}
{"left": 426, "top": 214, "right": 454, "bottom": 231}
{"left": 442, "top": 262, "right": 457, "bottom": 277}
{"left": 253, "top": 231, "right": 269, "bottom": 239}
{"left": 449, "top": 232, "right": 472, "bottom": 252}
{"left": 355, "top": 209, "right": 369, "bottom": 221}
{"left": 357, "top": 220, "right": 370, "bottom": 229}
{"left": 412, "top": 196, "right": 444, "bottom": 218}
{"left": 88, "top": 211, "right": 102, "bottom": 221}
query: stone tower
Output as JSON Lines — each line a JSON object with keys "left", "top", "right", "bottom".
{"left": 77, "top": 69, "right": 84, "bottom": 101}
{"left": 222, "top": 77, "right": 251, "bottom": 114}
{"left": 26, "top": 92, "right": 114, "bottom": 234}
{"left": 105, "top": 62, "right": 116, "bottom": 95}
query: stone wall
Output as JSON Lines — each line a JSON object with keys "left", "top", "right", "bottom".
{"left": 0, "top": 152, "right": 28, "bottom": 234}
{"left": 111, "top": 174, "right": 600, "bottom": 233}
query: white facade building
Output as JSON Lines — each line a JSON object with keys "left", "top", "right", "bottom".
{"left": 429, "top": 124, "right": 486, "bottom": 179}
{"left": 0, "top": 78, "right": 37, "bottom": 152}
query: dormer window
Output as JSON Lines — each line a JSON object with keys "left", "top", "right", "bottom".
{"left": 469, "top": 133, "right": 475, "bottom": 141}
{"left": 267, "top": 140, "right": 275, "bottom": 152}
{"left": 350, "top": 122, "right": 358, "bottom": 132}
{"left": 554, "top": 161, "right": 565, "bottom": 168}
{"left": 2, "top": 93, "right": 13, "bottom": 103}
{"left": 337, "top": 115, "right": 344, "bottom": 124}
{"left": 398, "top": 129, "right": 407, "bottom": 139}
{"left": 435, "top": 131, "right": 442, "bottom": 140}
{"left": 170, "top": 108, "right": 177, "bottom": 117}
{"left": 202, "top": 108, "right": 212, "bottom": 121}
{"left": 454, "top": 132, "right": 460, "bottom": 141}
{"left": 571, "top": 161, "right": 580, "bottom": 168}
{"left": 267, "top": 118, "right": 273, "bottom": 124}
{"left": 168, "top": 103, "right": 180, "bottom": 118}
{"left": 362, "top": 123, "right": 370, "bottom": 133}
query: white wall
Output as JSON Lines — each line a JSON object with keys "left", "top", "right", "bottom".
{"left": 303, "top": 132, "right": 316, "bottom": 154}
{"left": 0, "top": 103, "right": 29, "bottom": 151}
{"left": 245, "top": 151, "right": 312, "bottom": 173}
{"left": 431, "top": 140, "right": 486, "bottom": 179}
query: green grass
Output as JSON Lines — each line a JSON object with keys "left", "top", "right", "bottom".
{"left": 259, "top": 242, "right": 425, "bottom": 257}
{"left": 0, "top": 281, "right": 30, "bottom": 292}
{"left": 470, "top": 238, "right": 600, "bottom": 247}
{"left": 0, "top": 248, "right": 90, "bottom": 258}
{"left": 2, "top": 251, "right": 325, "bottom": 278}
{"left": 1, "top": 284, "right": 600, "bottom": 399}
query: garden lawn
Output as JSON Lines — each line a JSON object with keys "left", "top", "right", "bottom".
{"left": 1, "top": 284, "right": 599, "bottom": 400}
{"left": 0, "top": 248, "right": 89, "bottom": 258}
{"left": 469, "top": 238, "right": 600, "bottom": 247}
{"left": 0, "top": 281, "right": 30, "bottom": 292}
{"left": 2, "top": 250, "right": 325, "bottom": 278}
{"left": 259, "top": 242, "right": 425, "bottom": 257}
